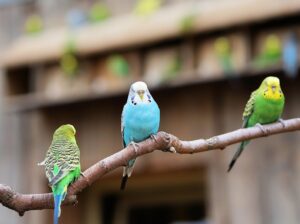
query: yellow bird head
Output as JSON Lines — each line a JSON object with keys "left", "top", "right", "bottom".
{"left": 260, "top": 76, "right": 283, "bottom": 100}
{"left": 53, "top": 124, "right": 76, "bottom": 139}
{"left": 214, "top": 37, "right": 231, "bottom": 56}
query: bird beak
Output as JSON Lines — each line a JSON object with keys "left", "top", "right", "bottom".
{"left": 137, "top": 90, "right": 145, "bottom": 101}
{"left": 271, "top": 85, "right": 276, "bottom": 93}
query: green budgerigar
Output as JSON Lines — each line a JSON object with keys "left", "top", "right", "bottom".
{"left": 253, "top": 34, "right": 282, "bottom": 69}
{"left": 214, "top": 37, "right": 234, "bottom": 75}
{"left": 134, "top": 0, "right": 161, "bottom": 16}
{"left": 38, "top": 124, "right": 81, "bottom": 224}
{"left": 227, "top": 76, "right": 285, "bottom": 172}
{"left": 25, "top": 14, "right": 43, "bottom": 34}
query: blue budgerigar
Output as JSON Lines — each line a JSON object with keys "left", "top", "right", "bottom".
{"left": 283, "top": 33, "right": 298, "bottom": 78}
{"left": 120, "top": 81, "right": 160, "bottom": 190}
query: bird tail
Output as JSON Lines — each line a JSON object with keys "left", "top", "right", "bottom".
{"left": 120, "top": 174, "right": 128, "bottom": 190}
{"left": 53, "top": 193, "right": 65, "bottom": 224}
{"left": 227, "top": 141, "right": 249, "bottom": 172}
{"left": 120, "top": 165, "right": 135, "bottom": 190}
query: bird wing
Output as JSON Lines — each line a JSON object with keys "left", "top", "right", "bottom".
{"left": 242, "top": 90, "right": 257, "bottom": 128}
{"left": 45, "top": 140, "right": 80, "bottom": 186}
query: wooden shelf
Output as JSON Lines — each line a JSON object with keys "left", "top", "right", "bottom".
{"left": 1, "top": 0, "right": 300, "bottom": 68}
{"left": 5, "top": 66, "right": 282, "bottom": 112}
{"left": 5, "top": 87, "right": 128, "bottom": 112}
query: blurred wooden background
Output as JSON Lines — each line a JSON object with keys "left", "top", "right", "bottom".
{"left": 1, "top": 0, "right": 300, "bottom": 223}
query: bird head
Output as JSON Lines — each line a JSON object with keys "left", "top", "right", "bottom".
{"left": 261, "top": 76, "right": 283, "bottom": 100}
{"left": 53, "top": 124, "right": 76, "bottom": 139}
{"left": 128, "top": 81, "right": 152, "bottom": 105}
{"left": 265, "top": 34, "right": 281, "bottom": 56}
{"left": 214, "top": 37, "right": 231, "bottom": 56}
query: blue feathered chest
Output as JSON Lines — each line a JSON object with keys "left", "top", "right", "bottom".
{"left": 122, "top": 100, "right": 160, "bottom": 146}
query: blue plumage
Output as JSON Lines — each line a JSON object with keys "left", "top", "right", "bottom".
{"left": 122, "top": 103, "right": 160, "bottom": 145}
{"left": 53, "top": 194, "right": 64, "bottom": 224}
{"left": 120, "top": 81, "right": 160, "bottom": 190}
{"left": 283, "top": 33, "right": 298, "bottom": 78}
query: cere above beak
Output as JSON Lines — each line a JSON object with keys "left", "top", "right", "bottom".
{"left": 137, "top": 90, "right": 145, "bottom": 100}
{"left": 271, "top": 85, "right": 276, "bottom": 92}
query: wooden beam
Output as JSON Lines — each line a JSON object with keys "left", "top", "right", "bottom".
{"left": 1, "top": 0, "right": 300, "bottom": 68}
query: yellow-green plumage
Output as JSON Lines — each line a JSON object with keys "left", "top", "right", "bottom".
{"left": 39, "top": 124, "right": 81, "bottom": 224}
{"left": 228, "top": 76, "right": 285, "bottom": 172}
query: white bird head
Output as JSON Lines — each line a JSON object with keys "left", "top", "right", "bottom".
{"left": 128, "top": 81, "right": 153, "bottom": 104}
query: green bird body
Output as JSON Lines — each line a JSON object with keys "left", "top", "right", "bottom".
{"left": 39, "top": 124, "right": 81, "bottom": 224}
{"left": 228, "top": 76, "right": 285, "bottom": 172}
{"left": 89, "top": 3, "right": 110, "bottom": 23}
{"left": 214, "top": 37, "right": 233, "bottom": 75}
{"left": 254, "top": 34, "right": 282, "bottom": 69}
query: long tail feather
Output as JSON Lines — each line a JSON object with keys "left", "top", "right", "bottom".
{"left": 120, "top": 175, "right": 128, "bottom": 190}
{"left": 54, "top": 194, "right": 64, "bottom": 224}
{"left": 120, "top": 162, "right": 135, "bottom": 191}
{"left": 227, "top": 141, "right": 248, "bottom": 172}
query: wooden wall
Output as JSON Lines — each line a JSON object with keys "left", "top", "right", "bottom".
{"left": 1, "top": 0, "right": 300, "bottom": 224}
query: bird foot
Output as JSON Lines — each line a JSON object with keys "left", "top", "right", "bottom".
{"left": 129, "top": 141, "right": 139, "bottom": 155}
{"left": 168, "top": 147, "right": 177, "bottom": 153}
{"left": 278, "top": 118, "right": 286, "bottom": 128}
{"left": 255, "top": 123, "right": 269, "bottom": 136}
{"left": 162, "top": 146, "right": 177, "bottom": 153}
{"left": 150, "top": 134, "right": 158, "bottom": 143}
{"left": 79, "top": 172, "right": 91, "bottom": 186}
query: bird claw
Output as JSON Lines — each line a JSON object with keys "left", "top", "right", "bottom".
{"left": 278, "top": 118, "right": 286, "bottom": 128}
{"left": 162, "top": 146, "right": 177, "bottom": 153}
{"left": 150, "top": 134, "right": 158, "bottom": 143}
{"left": 129, "top": 141, "right": 139, "bottom": 155}
{"left": 80, "top": 172, "right": 92, "bottom": 186}
{"left": 72, "top": 198, "right": 79, "bottom": 206}
{"left": 168, "top": 147, "right": 177, "bottom": 153}
{"left": 255, "top": 123, "right": 269, "bottom": 136}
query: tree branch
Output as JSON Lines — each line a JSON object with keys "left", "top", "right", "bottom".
{"left": 1, "top": 118, "right": 299, "bottom": 215}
